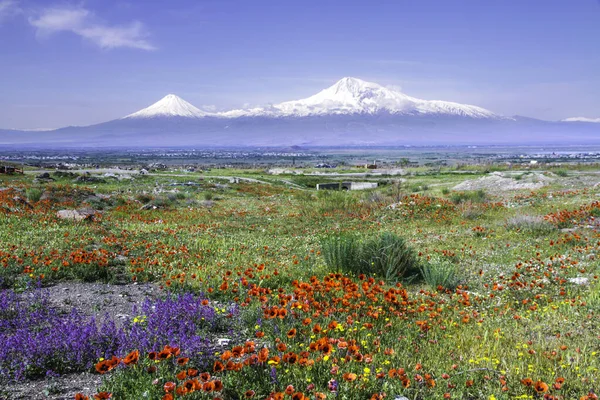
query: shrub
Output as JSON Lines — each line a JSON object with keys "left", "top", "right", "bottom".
{"left": 450, "top": 190, "right": 487, "bottom": 204}
{"left": 25, "top": 188, "right": 42, "bottom": 203}
{"left": 505, "top": 215, "right": 555, "bottom": 235}
{"left": 204, "top": 192, "right": 214, "bottom": 201}
{"left": 555, "top": 169, "right": 568, "bottom": 177}
{"left": 321, "top": 232, "right": 420, "bottom": 282}
{"left": 420, "top": 258, "right": 460, "bottom": 290}
{"left": 441, "top": 188, "right": 450, "bottom": 195}
{"left": 360, "top": 233, "right": 420, "bottom": 281}
{"left": 459, "top": 201, "right": 484, "bottom": 220}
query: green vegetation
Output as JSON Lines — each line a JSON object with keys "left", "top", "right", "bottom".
{"left": 1, "top": 161, "right": 600, "bottom": 400}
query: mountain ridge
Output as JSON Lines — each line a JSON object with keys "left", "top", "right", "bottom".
{"left": 2, "top": 77, "right": 600, "bottom": 148}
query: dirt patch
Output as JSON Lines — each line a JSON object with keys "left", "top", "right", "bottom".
{"left": 38, "top": 281, "right": 162, "bottom": 325}
{"left": 2, "top": 282, "right": 162, "bottom": 399}
{"left": 2, "top": 372, "right": 103, "bottom": 400}
{"left": 453, "top": 172, "right": 553, "bottom": 192}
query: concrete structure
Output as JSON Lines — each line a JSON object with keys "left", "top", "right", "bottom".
{"left": 316, "top": 182, "right": 378, "bottom": 191}
{"left": 0, "top": 165, "right": 23, "bottom": 174}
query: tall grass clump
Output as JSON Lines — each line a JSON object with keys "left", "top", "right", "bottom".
{"left": 361, "top": 233, "right": 420, "bottom": 281}
{"left": 321, "top": 232, "right": 420, "bottom": 282}
{"left": 316, "top": 190, "right": 359, "bottom": 214}
{"left": 554, "top": 169, "right": 569, "bottom": 177}
{"left": 450, "top": 189, "right": 487, "bottom": 204}
{"left": 420, "top": 257, "right": 460, "bottom": 290}
{"left": 25, "top": 188, "right": 42, "bottom": 203}
{"left": 505, "top": 215, "right": 556, "bottom": 235}
{"left": 320, "top": 234, "right": 362, "bottom": 274}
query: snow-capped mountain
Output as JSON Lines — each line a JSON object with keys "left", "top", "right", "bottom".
{"left": 2, "top": 77, "right": 600, "bottom": 148}
{"left": 124, "top": 94, "right": 211, "bottom": 119}
{"left": 220, "top": 77, "right": 499, "bottom": 119}
{"left": 562, "top": 117, "right": 600, "bottom": 123}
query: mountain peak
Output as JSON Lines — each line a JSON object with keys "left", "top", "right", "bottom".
{"left": 124, "top": 94, "right": 209, "bottom": 119}
{"left": 328, "top": 77, "right": 385, "bottom": 97}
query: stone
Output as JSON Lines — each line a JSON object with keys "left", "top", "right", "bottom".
{"left": 56, "top": 208, "right": 97, "bottom": 221}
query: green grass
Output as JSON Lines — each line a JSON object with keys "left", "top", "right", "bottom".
{"left": 2, "top": 165, "right": 600, "bottom": 399}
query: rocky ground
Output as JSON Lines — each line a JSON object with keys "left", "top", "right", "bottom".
{"left": 2, "top": 282, "right": 162, "bottom": 400}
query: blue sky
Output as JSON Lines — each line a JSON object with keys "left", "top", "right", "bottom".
{"left": 1, "top": 0, "right": 599, "bottom": 129}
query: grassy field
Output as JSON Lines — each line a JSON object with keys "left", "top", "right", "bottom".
{"left": 0, "top": 165, "right": 599, "bottom": 400}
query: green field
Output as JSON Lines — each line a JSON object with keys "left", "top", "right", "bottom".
{"left": 1, "top": 163, "right": 599, "bottom": 400}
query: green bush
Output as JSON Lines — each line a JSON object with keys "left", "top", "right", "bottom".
{"left": 450, "top": 189, "right": 487, "bottom": 204}
{"left": 420, "top": 258, "right": 460, "bottom": 290}
{"left": 321, "top": 232, "right": 420, "bottom": 282}
{"left": 360, "top": 233, "right": 420, "bottom": 281}
{"left": 26, "top": 188, "right": 43, "bottom": 203}
{"left": 555, "top": 169, "right": 568, "bottom": 177}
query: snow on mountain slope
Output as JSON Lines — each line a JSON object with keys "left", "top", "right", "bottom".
{"left": 563, "top": 117, "right": 600, "bottom": 123}
{"left": 123, "top": 94, "right": 211, "bottom": 119}
{"left": 220, "top": 77, "right": 499, "bottom": 119}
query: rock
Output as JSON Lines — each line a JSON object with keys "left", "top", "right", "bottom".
{"left": 56, "top": 208, "right": 97, "bottom": 221}
{"left": 200, "top": 200, "right": 214, "bottom": 208}
{"left": 140, "top": 204, "right": 158, "bottom": 210}
{"left": 35, "top": 172, "right": 54, "bottom": 181}
{"left": 568, "top": 277, "right": 589, "bottom": 285}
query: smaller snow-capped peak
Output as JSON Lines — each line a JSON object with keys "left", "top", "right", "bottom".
{"left": 219, "top": 77, "right": 499, "bottom": 119}
{"left": 562, "top": 117, "right": 600, "bottom": 123}
{"left": 124, "top": 94, "right": 210, "bottom": 119}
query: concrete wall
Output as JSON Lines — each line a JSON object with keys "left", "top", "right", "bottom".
{"left": 316, "top": 182, "right": 378, "bottom": 191}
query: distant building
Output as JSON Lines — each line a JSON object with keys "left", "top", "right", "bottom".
{"left": 316, "top": 182, "right": 378, "bottom": 191}
{"left": 315, "top": 163, "right": 336, "bottom": 168}
{"left": 0, "top": 165, "right": 23, "bottom": 174}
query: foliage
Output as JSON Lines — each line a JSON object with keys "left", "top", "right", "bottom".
{"left": 25, "top": 188, "right": 43, "bottom": 203}
{"left": 321, "top": 232, "right": 420, "bottom": 281}
{"left": 449, "top": 189, "right": 487, "bottom": 204}
{"left": 505, "top": 214, "right": 556, "bottom": 235}
{"left": 420, "top": 257, "right": 460, "bottom": 290}
{"left": 0, "top": 288, "right": 232, "bottom": 382}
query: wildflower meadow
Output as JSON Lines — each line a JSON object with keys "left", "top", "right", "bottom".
{"left": 0, "top": 165, "right": 599, "bottom": 400}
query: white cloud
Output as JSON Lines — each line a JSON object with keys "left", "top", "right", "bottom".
{"left": 201, "top": 105, "right": 217, "bottom": 112}
{"left": 28, "top": 5, "right": 155, "bottom": 50}
{"left": 0, "top": 0, "right": 21, "bottom": 22}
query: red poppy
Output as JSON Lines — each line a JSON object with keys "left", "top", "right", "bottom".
{"left": 123, "top": 350, "right": 139, "bottom": 366}
{"left": 164, "top": 382, "right": 176, "bottom": 393}
{"left": 177, "top": 357, "right": 190, "bottom": 366}
{"left": 213, "top": 361, "right": 225, "bottom": 373}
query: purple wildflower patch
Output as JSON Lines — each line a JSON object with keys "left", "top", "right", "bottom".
{"left": 0, "top": 289, "right": 237, "bottom": 382}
